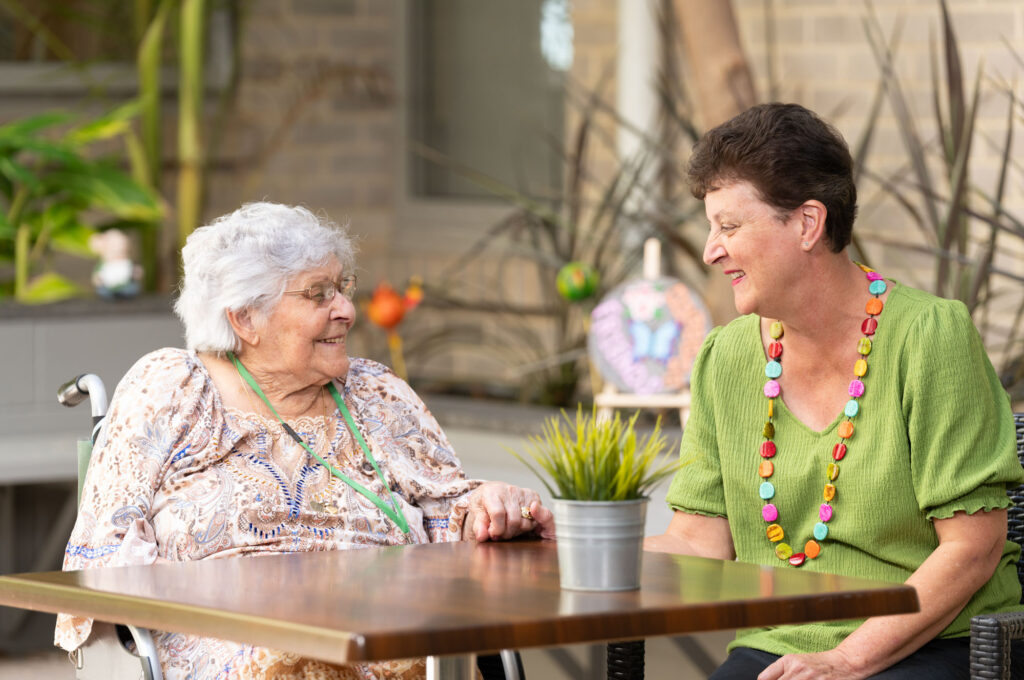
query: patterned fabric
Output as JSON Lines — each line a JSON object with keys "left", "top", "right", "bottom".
{"left": 56, "top": 348, "right": 481, "bottom": 679}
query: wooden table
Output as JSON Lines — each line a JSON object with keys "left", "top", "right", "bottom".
{"left": 0, "top": 540, "right": 918, "bottom": 678}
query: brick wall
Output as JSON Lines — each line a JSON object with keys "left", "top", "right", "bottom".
{"left": 2, "top": 0, "right": 1020, "bottom": 392}
{"left": 729, "top": 0, "right": 1024, "bottom": 369}
{"left": 571, "top": 0, "right": 1024, "bottom": 376}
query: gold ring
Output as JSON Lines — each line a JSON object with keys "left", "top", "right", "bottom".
{"left": 520, "top": 506, "right": 533, "bottom": 521}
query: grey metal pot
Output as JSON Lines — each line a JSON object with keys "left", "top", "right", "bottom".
{"left": 552, "top": 497, "right": 649, "bottom": 591}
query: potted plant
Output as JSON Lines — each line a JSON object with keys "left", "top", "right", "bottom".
{"left": 511, "top": 406, "right": 682, "bottom": 591}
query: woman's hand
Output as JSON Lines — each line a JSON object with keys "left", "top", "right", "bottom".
{"left": 464, "top": 482, "right": 556, "bottom": 542}
{"left": 758, "top": 649, "right": 864, "bottom": 680}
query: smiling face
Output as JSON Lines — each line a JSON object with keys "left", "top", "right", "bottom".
{"left": 702, "top": 180, "right": 800, "bottom": 317}
{"left": 245, "top": 256, "right": 357, "bottom": 389}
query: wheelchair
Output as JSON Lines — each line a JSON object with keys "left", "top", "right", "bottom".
{"left": 58, "top": 373, "right": 524, "bottom": 680}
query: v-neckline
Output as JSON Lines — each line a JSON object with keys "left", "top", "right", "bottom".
{"left": 750, "top": 281, "right": 900, "bottom": 436}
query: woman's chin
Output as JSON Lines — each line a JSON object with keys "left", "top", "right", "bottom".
{"left": 315, "top": 349, "right": 350, "bottom": 379}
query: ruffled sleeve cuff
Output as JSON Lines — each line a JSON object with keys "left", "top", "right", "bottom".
{"left": 442, "top": 492, "right": 476, "bottom": 543}
{"left": 925, "top": 483, "right": 1014, "bottom": 521}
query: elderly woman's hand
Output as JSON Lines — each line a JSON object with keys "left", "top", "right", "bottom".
{"left": 464, "top": 482, "right": 556, "bottom": 542}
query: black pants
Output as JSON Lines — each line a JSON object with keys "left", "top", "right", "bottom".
{"left": 709, "top": 638, "right": 1024, "bottom": 680}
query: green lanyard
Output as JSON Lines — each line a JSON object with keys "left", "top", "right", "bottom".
{"left": 228, "top": 353, "right": 411, "bottom": 540}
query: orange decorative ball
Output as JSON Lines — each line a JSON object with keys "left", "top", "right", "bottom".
{"left": 367, "top": 282, "right": 406, "bottom": 331}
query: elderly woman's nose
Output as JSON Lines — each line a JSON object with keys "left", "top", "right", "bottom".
{"left": 329, "top": 290, "right": 355, "bottom": 319}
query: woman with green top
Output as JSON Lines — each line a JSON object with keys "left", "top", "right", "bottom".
{"left": 646, "top": 103, "right": 1024, "bottom": 679}
{"left": 57, "top": 202, "right": 554, "bottom": 680}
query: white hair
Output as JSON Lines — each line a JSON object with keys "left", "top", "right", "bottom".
{"left": 174, "top": 202, "right": 356, "bottom": 353}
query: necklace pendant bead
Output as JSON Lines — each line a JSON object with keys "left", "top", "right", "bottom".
{"left": 765, "top": 360, "right": 782, "bottom": 378}
{"left": 768, "top": 341, "right": 783, "bottom": 359}
{"left": 865, "top": 270, "right": 883, "bottom": 281}
{"left": 861, "top": 318, "right": 878, "bottom": 335}
{"left": 758, "top": 460, "right": 774, "bottom": 478}
{"left": 832, "top": 443, "right": 847, "bottom": 460}
{"left": 768, "top": 398, "right": 774, "bottom": 418}
{"left": 770, "top": 321, "right": 784, "bottom": 339}
{"left": 819, "top": 504, "right": 834, "bottom": 522}
{"left": 843, "top": 399, "right": 859, "bottom": 418}
{"left": 857, "top": 337, "right": 873, "bottom": 355}
{"left": 823, "top": 483, "right": 836, "bottom": 501}
{"left": 764, "top": 380, "right": 781, "bottom": 398}
{"left": 759, "top": 481, "right": 775, "bottom": 500}
{"left": 762, "top": 504, "right": 779, "bottom": 522}
{"left": 838, "top": 421, "right": 854, "bottom": 439}
{"left": 869, "top": 279, "right": 888, "bottom": 295}
{"left": 804, "top": 540, "right": 821, "bottom": 558}
{"left": 788, "top": 552, "right": 807, "bottom": 567}
{"left": 853, "top": 359, "right": 868, "bottom": 377}
{"left": 760, "top": 440, "right": 777, "bottom": 457}
{"left": 813, "top": 521, "right": 829, "bottom": 540}
{"left": 775, "top": 542, "right": 794, "bottom": 560}
{"left": 763, "top": 421, "right": 776, "bottom": 439}
{"left": 827, "top": 462, "right": 840, "bottom": 480}
{"left": 767, "top": 523, "right": 784, "bottom": 541}
{"left": 866, "top": 298, "right": 883, "bottom": 315}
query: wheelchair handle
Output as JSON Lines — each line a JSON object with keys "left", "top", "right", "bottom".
{"left": 58, "top": 373, "right": 109, "bottom": 424}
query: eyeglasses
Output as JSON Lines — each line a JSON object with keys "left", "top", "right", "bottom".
{"left": 283, "top": 275, "right": 357, "bottom": 306}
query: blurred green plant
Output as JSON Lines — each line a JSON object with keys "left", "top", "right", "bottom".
{"left": 0, "top": 106, "right": 163, "bottom": 303}
{"left": 407, "top": 71, "right": 709, "bottom": 406}
{"left": 860, "top": 0, "right": 1024, "bottom": 399}
{"left": 3, "top": 0, "right": 239, "bottom": 294}
{"left": 509, "top": 405, "right": 683, "bottom": 501}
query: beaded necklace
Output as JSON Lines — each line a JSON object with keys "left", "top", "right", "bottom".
{"left": 759, "top": 264, "right": 887, "bottom": 567}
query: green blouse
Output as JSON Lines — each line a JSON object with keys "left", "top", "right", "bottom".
{"left": 664, "top": 281, "right": 1024, "bottom": 656}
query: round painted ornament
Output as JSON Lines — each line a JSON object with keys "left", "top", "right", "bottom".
{"left": 556, "top": 261, "right": 600, "bottom": 302}
{"left": 588, "top": 277, "right": 711, "bottom": 394}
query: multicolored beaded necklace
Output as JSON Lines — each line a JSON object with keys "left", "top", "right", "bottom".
{"left": 758, "top": 263, "right": 887, "bottom": 567}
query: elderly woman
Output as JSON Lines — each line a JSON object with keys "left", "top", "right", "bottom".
{"left": 56, "top": 202, "right": 554, "bottom": 679}
{"left": 646, "top": 103, "right": 1024, "bottom": 679}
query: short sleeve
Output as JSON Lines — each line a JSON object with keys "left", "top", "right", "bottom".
{"left": 900, "top": 300, "right": 1024, "bottom": 519}
{"left": 665, "top": 327, "right": 728, "bottom": 518}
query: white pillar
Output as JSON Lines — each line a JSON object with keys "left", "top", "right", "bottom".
{"left": 616, "top": 0, "right": 661, "bottom": 251}
{"left": 616, "top": 0, "right": 660, "bottom": 161}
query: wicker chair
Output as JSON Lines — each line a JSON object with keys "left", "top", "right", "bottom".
{"left": 969, "top": 413, "right": 1024, "bottom": 680}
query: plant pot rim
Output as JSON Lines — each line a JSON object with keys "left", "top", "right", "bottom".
{"left": 552, "top": 497, "right": 650, "bottom": 505}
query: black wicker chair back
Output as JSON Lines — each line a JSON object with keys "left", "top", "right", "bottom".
{"left": 1011, "top": 414, "right": 1024, "bottom": 601}
{"left": 969, "top": 413, "right": 1024, "bottom": 679}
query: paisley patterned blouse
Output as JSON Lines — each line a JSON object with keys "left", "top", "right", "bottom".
{"left": 56, "top": 348, "right": 481, "bottom": 679}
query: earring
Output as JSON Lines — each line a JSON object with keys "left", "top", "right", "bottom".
{"left": 802, "top": 242, "right": 809, "bottom": 247}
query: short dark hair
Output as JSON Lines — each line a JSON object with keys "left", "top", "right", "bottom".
{"left": 686, "top": 103, "right": 857, "bottom": 252}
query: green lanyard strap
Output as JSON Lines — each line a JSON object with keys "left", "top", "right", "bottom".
{"left": 228, "top": 353, "right": 411, "bottom": 539}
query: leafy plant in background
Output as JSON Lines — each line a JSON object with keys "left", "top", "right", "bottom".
{"left": 860, "top": 0, "right": 1024, "bottom": 399}
{"left": 0, "top": 106, "right": 163, "bottom": 303}
{"left": 509, "top": 405, "right": 682, "bottom": 501}
{"left": 3, "top": 0, "right": 238, "bottom": 293}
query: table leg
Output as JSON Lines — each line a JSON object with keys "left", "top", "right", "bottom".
{"left": 426, "top": 653, "right": 477, "bottom": 680}
{"left": 607, "top": 640, "right": 644, "bottom": 679}
{"left": 0, "top": 487, "right": 14, "bottom": 636}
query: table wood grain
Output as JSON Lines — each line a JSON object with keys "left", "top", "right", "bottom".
{"left": 0, "top": 540, "right": 918, "bottom": 664}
